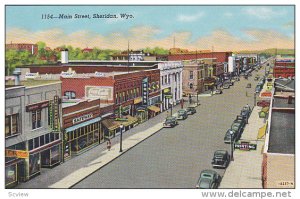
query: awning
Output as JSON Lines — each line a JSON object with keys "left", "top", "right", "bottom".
{"left": 101, "top": 119, "right": 120, "bottom": 131}
{"left": 65, "top": 117, "right": 101, "bottom": 132}
{"left": 134, "top": 97, "right": 142, "bottom": 104}
{"left": 257, "top": 122, "right": 267, "bottom": 139}
{"left": 102, "top": 115, "right": 138, "bottom": 131}
{"left": 148, "top": 105, "right": 161, "bottom": 113}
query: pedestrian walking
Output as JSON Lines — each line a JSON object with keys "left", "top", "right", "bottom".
{"left": 107, "top": 139, "right": 111, "bottom": 151}
{"left": 189, "top": 94, "right": 192, "bottom": 104}
{"left": 180, "top": 98, "right": 184, "bottom": 109}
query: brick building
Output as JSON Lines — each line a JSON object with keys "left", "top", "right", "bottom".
{"left": 6, "top": 43, "right": 38, "bottom": 55}
{"left": 168, "top": 51, "right": 232, "bottom": 63}
{"left": 273, "top": 59, "right": 295, "bottom": 78}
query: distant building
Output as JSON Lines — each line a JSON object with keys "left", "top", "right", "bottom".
{"left": 82, "top": 48, "right": 93, "bottom": 53}
{"left": 168, "top": 51, "right": 232, "bottom": 63}
{"left": 273, "top": 58, "right": 295, "bottom": 78}
{"left": 111, "top": 50, "right": 157, "bottom": 61}
{"left": 6, "top": 43, "right": 38, "bottom": 55}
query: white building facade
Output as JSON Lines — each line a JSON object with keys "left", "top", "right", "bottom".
{"left": 158, "top": 61, "right": 183, "bottom": 111}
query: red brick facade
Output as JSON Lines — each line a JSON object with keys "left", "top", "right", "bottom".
{"left": 62, "top": 99, "right": 100, "bottom": 129}
{"left": 168, "top": 52, "right": 232, "bottom": 63}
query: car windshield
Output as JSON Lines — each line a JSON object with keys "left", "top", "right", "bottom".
{"left": 215, "top": 150, "right": 226, "bottom": 156}
{"left": 201, "top": 173, "right": 213, "bottom": 179}
{"left": 165, "top": 117, "right": 174, "bottom": 122}
{"left": 178, "top": 110, "right": 185, "bottom": 114}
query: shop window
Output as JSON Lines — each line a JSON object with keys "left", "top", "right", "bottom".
{"left": 55, "top": 133, "right": 59, "bottom": 140}
{"left": 5, "top": 165, "right": 17, "bottom": 186}
{"left": 5, "top": 114, "right": 19, "bottom": 138}
{"left": 71, "top": 140, "right": 77, "bottom": 152}
{"left": 40, "top": 135, "right": 45, "bottom": 146}
{"left": 64, "top": 91, "right": 76, "bottom": 99}
{"left": 78, "top": 136, "right": 87, "bottom": 151}
{"left": 29, "top": 153, "right": 40, "bottom": 176}
{"left": 32, "top": 110, "right": 42, "bottom": 130}
{"left": 94, "top": 130, "right": 99, "bottom": 143}
{"left": 51, "top": 145, "right": 60, "bottom": 165}
{"left": 161, "top": 76, "right": 164, "bottom": 85}
{"left": 189, "top": 71, "right": 194, "bottom": 80}
{"left": 165, "top": 75, "right": 167, "bottom": 84}
{"left": 50, "top": 133, "right": 55, "bottom": 142}
{"left": 34, "top": 137, "right": 39, "bottom": 148}
{"left": 29, "top": 139, "right": 34, "bottom": 151}
{"left": 45, "top": 133, "right": 50, "bottom": 144}
{"left": 87, "top": 133, "right": 93, "bottom": 145}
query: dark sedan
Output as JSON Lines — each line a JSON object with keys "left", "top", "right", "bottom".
{"left": 211, "top": 150, "right": 230, "bottom": 169}
{"left": 163, "top": 116, "right": 178, "bottom": 128}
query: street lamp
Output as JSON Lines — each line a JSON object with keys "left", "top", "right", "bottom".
{"left": 169, "top": 99, "right": 173, "bottom": 116}
{"left": 119, "top": 124, "right": 124, "bottom": 152}
{"left": 254, "top": 92, "right": 257, "bottom": 107}
{"left": 230, "top": 130, "right": 234, "bottom": 161}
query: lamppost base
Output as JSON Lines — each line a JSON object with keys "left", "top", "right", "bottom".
{"left": 119, "top": 150, "right": 123, "bottom": 153}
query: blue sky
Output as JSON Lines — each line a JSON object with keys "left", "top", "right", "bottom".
{"left": 5, "top": 5, "right": 295, "bottom": 51}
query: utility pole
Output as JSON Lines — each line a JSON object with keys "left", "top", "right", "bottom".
{"left": 127, "top": 40, "right": 130, "bottom": 74}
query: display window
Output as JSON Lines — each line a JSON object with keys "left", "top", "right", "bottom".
{"left": 87, "top": 133, "right": 93, "bottom": 146}
{"left": 29, "top": 153, "right": 40, "bottom": 176}
{"left": 5, "top": 164, "right": 17, "bottom": 186}
{"left": 51, "top": 145, "right": 60, "bottom": 165}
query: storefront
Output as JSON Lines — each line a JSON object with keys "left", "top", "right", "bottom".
{"left": 5, "top": 158, "right": 25, "bottom": 188}
{"left": 102, "top": 115, "right": 138, "bottom": 138}
{"left": 148, "top": 105, "right": 161, "bottom": 118}
{"left": 63, "top": 117, "right": 102, "bottom": 159}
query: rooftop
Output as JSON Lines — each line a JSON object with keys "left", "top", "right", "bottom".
{"left": 5, "top": 79, "right": 61, "bottom": 88}
{"left": 273, "top": 97, "right": 295, "bottom": 108}
{"left": 274, "top": 79, "right": 295, "bottom": 91}
{"left": 268, "top": 110, "right": 295, "bottom": 154}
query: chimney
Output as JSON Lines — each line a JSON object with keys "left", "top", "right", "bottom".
{"left": 288, "top": 95, "right": 293, "bottom": 104}
{"left": 12, "top": 70, "right": 21, "bottom": 86}
{"left": 61, "top": 48, "right": 69, "bottom": 64}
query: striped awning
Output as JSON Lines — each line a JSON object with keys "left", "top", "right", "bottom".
{"left": 65, "top": 117, "right": 101, "bottom": 132}
{"left": 148, "top": 105, "right": 161, "bottom": 113}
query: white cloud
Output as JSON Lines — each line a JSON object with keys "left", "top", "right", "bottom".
{"left": 177, "top": 12, "right": 205, "bottom": 22}
{"left": 244, "top": 7, "right": 285, "bottom": 20}
{"left": 5, "top": 26, "right": 294, "bottom": 51}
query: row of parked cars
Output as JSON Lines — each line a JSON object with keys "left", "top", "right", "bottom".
{"left": 162, "top": 105, "right": 197, "bottom": 128}
{"left": 255, "top": 76, "right": 266, "bottom": 93}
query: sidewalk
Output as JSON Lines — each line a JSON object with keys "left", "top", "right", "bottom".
{"left": 220, "top": 106, "right": 266, "bottom": 188}
{"left": 16, "top": 103, "right": 186, "bottom": 189}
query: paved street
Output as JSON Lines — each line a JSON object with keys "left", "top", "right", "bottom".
{"left": 73, "top": 70, "right": 263, "bottom": 188}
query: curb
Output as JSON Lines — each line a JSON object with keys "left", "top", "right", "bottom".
{"left": 63, "top": 125, "right": 164, "bottom": 189}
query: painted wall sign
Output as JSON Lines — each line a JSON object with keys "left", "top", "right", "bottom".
{"left": 85, "top": 86, "right": 113, "bottom": 101}
{"left": 6, "top": 149, "right": 29, "bottom": 159}
{"left": 53, "top": 95, "right": 60, "bottom": 131}
{"left": 26, "top": 100, "right": 49, "bottom": 112}
{"left": 72, "top": 113, "right": 93, "bottom": 124}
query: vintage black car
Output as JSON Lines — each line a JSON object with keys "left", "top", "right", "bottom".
{"left": 176, "top": 109, "right": 188, "bottom": 120}
{"left": 186, "top": 105, "right": 197, "bottom": 115}
{"left": 163, "top": 116, "right": 178, "bottom": 128}
{"left": 211, "top": 150, "right": 230, "bottom": 169}
{"left": 240, "top": 109, "right": 251, "bottom": 122}
{"left": 232, "top": 116, "right": 246, "bottom": 130}
{"left": 224, "top": 129, "right": 237, "bottom": 144}
{"left": 196, "top": 170, "right": 221, "bottom": 189}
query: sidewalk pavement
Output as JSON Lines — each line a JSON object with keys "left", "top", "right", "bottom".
{"left": 220, "top": 106, "right": 266, "bottom": 188}
{"left": 50, "top": 122, "right": 163, "bottom": 188}
{"left": 16, "top": 102, "right": 188, "bottom": 189}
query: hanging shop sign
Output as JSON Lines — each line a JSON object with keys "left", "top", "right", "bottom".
{"left": 142, "top": 77, "right": 149, "bottom": 106}
{"left": 26, "top": 100, "right": 49, "bottom": 112}
{"left": 72, "top": 113, "right": 93, "bottom": 124}
{"left": 53, "top": 95, "right": 60, "bottom": 131}
{"left": 234, "top": 141, "right": 257, "bottom": 151}
{"left": 6, "top": 149, "right": 29, "bottom": 159}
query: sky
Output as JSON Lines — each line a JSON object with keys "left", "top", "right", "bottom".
{"left": 5, "top": 5, "right": 295, "bottom": 51}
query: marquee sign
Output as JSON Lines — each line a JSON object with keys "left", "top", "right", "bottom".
{"left": 6, "top": 149, "right": 29, "bottom": 159}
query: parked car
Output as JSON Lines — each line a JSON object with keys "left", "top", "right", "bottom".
{"left": 214, "top": 89, "right": 223, "bottom": 94}
{"left": 255, "top": 86, "right": 261, "bottom": 93}
{"left": 186, "top": 105, "right": 197, "bottom": 115}
{"left": 176, "top": 109, "right": 188, "bottom": 120}
{"left": 196, "top": 170, "right": 221, "bottom": 189}
{"left": 231, "top": 122, "right": 244, "bottom": 141}
{"left": 223, "top": 84, "right": 230, "bottom": 89}
{"left": 246, "top": 83, "right": 251, "bottom": 88}
{"left": 240, "top": 109, "right": 251, "bottom": 122}
{"left": 163, "top": 116, "right": 178, "bottom": 128}
{"left": 211, "top": 150, "right": 230, "bottom": 169}
{"left": 232, "top": 116, "right": 246, "bottom": 130}
{"left": 257, "top": 100, "right": 270, "bottom": 107}
{"left": 224, "top": 129, "right": 237, "bottom": 144}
